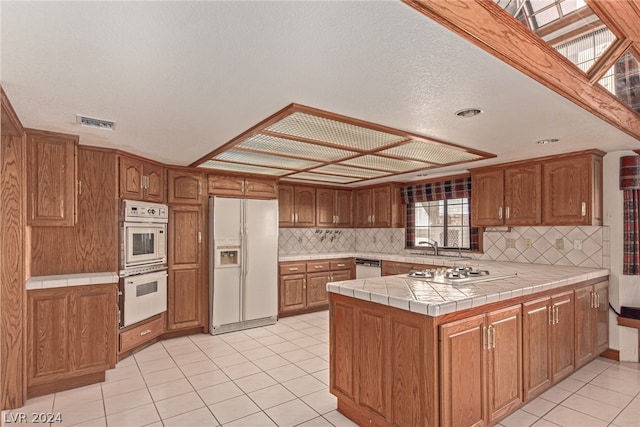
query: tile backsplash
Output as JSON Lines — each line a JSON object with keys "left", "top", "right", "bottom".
{"left": 279, "top": 225, "right": 609, "bottom": 269}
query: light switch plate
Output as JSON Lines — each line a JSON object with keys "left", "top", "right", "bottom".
{"left": 573, "top": 239, "right": 583, "bottom": 250}
{"left": 555, "top": 239, "right": 564, "bottom": 250}
{"left": 525, "top": 239, "right": 532, "bottom": 248}
{"left": 506, "top": 238, "right": 515, "bottom": 249}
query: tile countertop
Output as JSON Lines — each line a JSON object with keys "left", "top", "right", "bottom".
{"left": 26, "top": 272, "right": 120, "bottom": 290}
{"left": 326, "top": 260, "right": 609, "bottom": 317}
{"left": 279, "top": 252, "right": 470, "bottom": 263}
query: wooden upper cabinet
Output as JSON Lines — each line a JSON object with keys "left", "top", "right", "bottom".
{"left": 278, "top": 184, "right": 315, "bottom": 227}
{"left": 543, "top": 153, "right": 602, "bottom": 225}
{"left": 354, "top": 184, "right": 403, "bottom": 228}
{"left": 26, "top": 129, "right": 78, "bottom": 226}
{"left": 316, "top": 188, "right": 353, "bottom": 228}
{"left": 208, "top": 174, "right": 277, "bottom": 199}
{"left": 354, "top": 188, "right": 372, "bottom": 227}
{"left": 471, "top": 169, "right": 504, "bottom": 227}
{"left": 168, "top": 170, "right": 204, "bottom": 204}
{"left": 504, "top": 164, "right": 541, "bottom": 225}
{"left": 119, "top": 156, "right": 165, "bottom": 202}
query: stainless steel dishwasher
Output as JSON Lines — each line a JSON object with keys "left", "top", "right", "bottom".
{"left": 355, "top": 258, "right": 382, "bottom": 279}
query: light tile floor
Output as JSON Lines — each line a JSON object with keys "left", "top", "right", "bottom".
{"left": 3, "top": 310, "right": 639, "bottom": 427}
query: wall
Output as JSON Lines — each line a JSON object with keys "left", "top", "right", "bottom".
{"left": 604, "top": 151, "right": 640, "bottom": 361}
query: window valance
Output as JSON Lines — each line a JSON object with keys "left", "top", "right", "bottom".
{"left": 401, "top": 176, "right": 471, "bottom": 204}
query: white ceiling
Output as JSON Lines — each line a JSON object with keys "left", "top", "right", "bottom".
{"left": 2, "top": 1, "right": 639, "bottom": 186}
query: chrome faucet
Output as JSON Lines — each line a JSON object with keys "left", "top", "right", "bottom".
{"left": 453, "top": 243, "right": 463, "bottom": 258}
{"left": 417, "top": 240, "right": 438, "bottom": 257}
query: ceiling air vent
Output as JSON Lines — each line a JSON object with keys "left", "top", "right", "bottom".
{"left": 76, "top": 114, "right": 116, "bottom": 131}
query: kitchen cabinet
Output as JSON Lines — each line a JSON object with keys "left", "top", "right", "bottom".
{"left": 208, "top": 174, "right": 277, "bottom": 199}
{"left": 542, "top": 152, "right": 603, "bottom": 225}
{"left": 522, "top": 291, "right": 574, "bottom": 401}
{"left": 279, "top": 258, "right": 353, "bottom": 316}
{"left": 26, "top": 129, "right": 78, "bottom": 226}
{"left": 27, "top": 284, "right": 117, "bottom": 398}
{"left": 119, "top": 156, "right": 165, "bottom": 203}
{"left": 440, "top": 305, "right": 522, "bottom": 426}
{"left": 381, "top": 260, "right": 439, "bottom": 276}
{"left": 119, "top": 313, "right": 165, "bottom": 354}
{"left": 354, "top": 184, "right": 403, "bottom": 228}
{"left": 471, "top": 165, "right": 541, "bottom": 227}
{"left": 575, "top": 281, "right": 609, "bottom": 368}
{"left": 278, "top": 184, "right": 316, "bottom": 227}
{"left": 167, "top": 205, "right": 205, "bottom": 330}
{"left": 316, "top": 188, "right": 352, "bottom": 227}
{"left": 168, "top": 170, "right": 204, "bottom": 205}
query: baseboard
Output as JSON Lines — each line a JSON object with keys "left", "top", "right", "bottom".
{"left": 600, "top": 348, "right": 620, "bottom": 361}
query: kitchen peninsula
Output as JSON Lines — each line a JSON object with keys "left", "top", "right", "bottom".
{"left": 327, "top": 260, "right": 609, "bottom": 427}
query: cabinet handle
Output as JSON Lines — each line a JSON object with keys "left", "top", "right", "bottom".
{"left": 372, "top": 214, "right": 375, "bottom": 223}
{"left": 140, "top": 329, "right": 152, "bottom": 336}
{"left": 294, "top": 213, "right": 298, "bottom": 223}
{"left": 314, "top": 265, "right": 322, "bottom": 269}
{"left": 488, "top": 325, "right": 495, "bottom": 349}
{"left": 303, "top": 278, "right": 306, "bottom": 289}
{"left": 291, "top": 213, "right": 294, "bottom": 223}
{"left": 368, "top": 214, "right": 371, "bottom": 223}
{"left": 498, "top": 206, "right": 503, "bottom": 219}
{"left": 198, "top": 231, "right": 202, "bottom": 244}
{"left": 596, "top": 293, "right": 600, "bottom": 308}
{"left": 482, "top": 326, "right": 488, "bottom": 350}
{"left": 337, "top": 263, "right": 345, "bottom": 267}
{"left": 289, "top": 267, "right": 298, "bottom": 271}
{"left": 590, "top": 292, "right": 595, "bottom": 309}
{"left": 241, "top": 180, "right": 245, "bottom": 193}
{"left": 554, "top": 306, "right": 559, "bottom": 324}
{"left": 549, "top": 306, "right": 554, "bottom": 325}
{"left": 198, "top": 181, "right": 202, "bottom": 195}
{"left": 581, "top": 202, "right": 586, "bottom": 217}
{"left": 78, "top": 180, "right": 82, "bottom": 196}
{"left": 506, "top": 206, "right": 510, "bottom": 219}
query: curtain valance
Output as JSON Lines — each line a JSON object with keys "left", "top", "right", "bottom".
{"left": 401, "top": 176, "right": 471, "bottom": 204}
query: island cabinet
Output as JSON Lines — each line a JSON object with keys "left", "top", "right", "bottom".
{"left": 119, "top": 156, "right": 165, "bottom": 203}
{"left": 381, "top": 260, "right": 440, "bottom": 276}
{"left": 26, "top": 129, "right": 79, "bottom": 226}
{"left": 279, "top": 258, "right": 354, "bottom": 316}
{"left": 522, "top": 291, "right": 575, "bottom": 401}
{"left": 278, "top": 184, "right": 316, "bottom": 227}
{"left": 574, "top": 281, "right": 609, "bottom": 368}
{"left": 354, "top": 184, "right": 403, "bottom": 228}
{"left": 316, "top": 188, "right": 352, "bottom": 227}
{"left": 27, "top": 284, "right": 117, "bottom": 398}
{"left": 440, "top": 305, "right": 522, "bottom": 426}
{"left": 471, "top": 165, "right": 541, "bottom": 227}
{"left": 207, "top": 174, "right": 277, "bottom": 199}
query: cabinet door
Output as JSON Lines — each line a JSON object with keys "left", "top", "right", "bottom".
{"left": 486, "top": 305, "right": 522, "bottom": 423}
{"left": 440, "top": 314, "right": 487, "bottom": 427}
{"left": 278, "top": 184, "right": 295, "bottom": 227}
{"left": 143, "top": 162, "right": 165, "bottom": 203}
{"left": 593, "top": 282, "right": 609, "bottom": 355}
{"left": 306, "top": 271, "right": 329, "bottom": 308}
{"left": 331, "top": 269, "right": 351, "bottom": 282}
{"left": 208, "top": 174, "right": 244, "bottom": 197}
{"left": 294, "top": 186, "right": 316, "bottom": 227}
{"left": 522, "top": 297, "right": 552, "bottom": 400}
{"left": 168, "top": 206, "right": 203, "bottom": 330}
{"left": 357, "top": 309, "right": 389, "bottom": 420}
{"left": 27, "top": 129, "right": 78, "bottom": 226}
{"left": 574, "top": 286, "right": 594, "bottom": 368}
{"left": 543, "top": 157, "right": 589, "bottom": 225}
{"left": 550, "top": 291, "right": 574, "bottom": 382}
{"left": 372, "top": 186, "right": 391, "bottom": 227}
{"left": 279, "top": 274, "right": 306, "bottom": 313}
{"left": 316, "top": 188, "right": 336, "bottom": 227}
{"left": 354, "top": 189, "right": 372, "bottom": 228}
{"left": 335, "top": 189, "right": 353, "bottom": 227}
{"left": 245, "top": 177, "right": 278, "bottom": 199}
{"left": 119, "top": 156, "right": 144, "bottom": 200}
{"left": 168, "top": 170, "right": 203, "bottom": 204}
{"left": 504, "top": 164, "right": 541, "bottom": 225}
{"left": 471, "top": 170, "right": 504, "bottom": 226}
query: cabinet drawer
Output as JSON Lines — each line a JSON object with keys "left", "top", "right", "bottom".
{"left": 119, "top": 315, "right": 164, "bottom": 353}
{"left": 307, "top": 261, "right": 330, "bottom": 272}
{"left": 330, "top": 260, "right": 351, "bottom": 270}
{"left": 280, "top": 263, "right": 307, "bottom": 274}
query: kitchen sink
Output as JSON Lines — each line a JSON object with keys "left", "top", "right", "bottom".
{"left": 408, "top": 252, "right": 472, "bottom": 260}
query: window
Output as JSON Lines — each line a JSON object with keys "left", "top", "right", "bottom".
{"left": 412, "top": 198, "right": 471, "bottom": 249}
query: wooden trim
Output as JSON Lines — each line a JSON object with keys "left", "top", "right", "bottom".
{"left": 600, "top": 348, "right": 620, "bottom": 361}
{"left": 26, "top": 372, "right": 104, "bottom": 400}
{"left": 588, "top": 38, "right": 633, "bottom": 85}
{"left": 585, "top": 0, "right": 640, "bottom": 43}
{"left": 617, "top": 316, "right": 640, "bottom": 329}
{"left": 535, "top": 6, "right": 596, "bottom": 40}
{"left": 402, "top": 0, "right": 640, "bottom": 142}
{"left": 468, "top": 149, "right": 605, "bottom": 173}
{"left": 1, "top": 87, "right": 24, "bottom": 137}
{"left": 402, "top": 172, "right": 471, "bottom": 187}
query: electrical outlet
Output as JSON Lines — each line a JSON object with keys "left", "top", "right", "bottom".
{"left": 573, "top": 239, "right": 583, "bottom": 250}
{"left": 506, "top": 238, "right": 515, "bottom": 249}
{"left": 390, "top": 235, "right": 395, "bottom": 243}
{"left": 373, "top": 235, "right": 377, "bottom": 244}
{"left": 555, "top": 239, "right": 564, "bottom": 250}
{"left": 298, "top": 236, "right": 303, "bottom": 243}
{"left": 525, "top": 239, "right": 532, "bottom": 248}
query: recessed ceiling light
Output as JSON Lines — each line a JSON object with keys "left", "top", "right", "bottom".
{"left": 455, "top": 108, "right": 482, "bottom": 118}
{"left": 537, "top": 138, "right": 559, "bottom": 145}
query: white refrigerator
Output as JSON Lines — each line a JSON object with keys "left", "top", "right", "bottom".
{"left": 210, "top": 196, "right": 278, "bottom": 334}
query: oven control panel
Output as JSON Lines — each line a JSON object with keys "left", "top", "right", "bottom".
{"left": 123, "top": 200, "right": 168, "bottom": 223}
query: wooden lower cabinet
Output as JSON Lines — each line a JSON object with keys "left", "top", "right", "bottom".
{"left": 575, "top": 281, "right": 609, "bottom": 368}
{"left": 381, "top": 260, "right": 439, "bottom": 276}
{"left": 119, "top": 314, "right": 165, "bottom": 353}
{"left": 441, "top": 305, "right": 522, "bottom": 426}
{"left": 306, "top": 271, "right": 330, "bottom": 309}
{"left": 279, "top": 274, "right": 306, "bottom": 312}
{"left": 27, "top": 284, "right": 117, "bottom": 397}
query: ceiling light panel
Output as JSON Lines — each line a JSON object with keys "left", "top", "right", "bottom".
{"left": 285, "top": 172, "right": 361, "bottom": 184}
{"left": 380, "top": 141, "right": 483, "bottom": 165}
{"left": 198, "top": 160, "right": 291, "bottom": 176}
{"left": 340, "top": 155, "right": 432, "bottom": 172}
{"left": 236, "top": 134, "right": 356, "bottom": 161}
{"left": 214, "top": 149, "right": 321, "bottom": 170}
{"left": 311, "top": 164, "right": 390, "bottom": 179}
{"left": 266, "top": 112, "right": 406, "bottom": 151}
